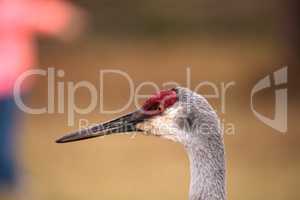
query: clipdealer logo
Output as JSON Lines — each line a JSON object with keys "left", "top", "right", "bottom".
{"left": 250, "top": 67, "right": 288, "bottom": 133}
{"left": 13, "top": 66, "right": 288, "bottom": 134}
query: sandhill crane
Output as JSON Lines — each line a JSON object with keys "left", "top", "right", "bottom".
{"left": 56, "top": 87, "right": 226, "bottom": 200}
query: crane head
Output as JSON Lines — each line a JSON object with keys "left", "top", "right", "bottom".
{"left": 56, "top": 88, "right": 181, "bottom": 143}
{"left": 56, "top": 87, "right": 220, "bottom": 145}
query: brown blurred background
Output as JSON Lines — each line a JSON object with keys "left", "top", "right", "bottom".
{"left": 16, "top": 0, "right": 299, "bottom": 200}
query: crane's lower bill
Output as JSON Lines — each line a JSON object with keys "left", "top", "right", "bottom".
{"left": 56, "top": 110, "right": 145, "bottom": 143}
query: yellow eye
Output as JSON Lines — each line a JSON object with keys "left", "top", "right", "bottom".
{"left": 158, "top": 104, "right": 164, "bottom": 112}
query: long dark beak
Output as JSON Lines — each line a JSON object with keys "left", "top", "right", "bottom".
{"left": 56, "top": 110, "right": 145, "bottom": 143}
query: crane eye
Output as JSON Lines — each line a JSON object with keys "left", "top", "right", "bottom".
{"left": 147, "top": 102, "right": 160, "bottom": 111}
{"left": 158, "top": 104, "right": 164, "bottom": 112}
{"left": 143, "top": 102, "right": 164, "bottom": 114}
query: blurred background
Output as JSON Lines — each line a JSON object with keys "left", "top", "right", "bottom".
{"left": 0, "top": 0, "right": 299, "bottom": 199}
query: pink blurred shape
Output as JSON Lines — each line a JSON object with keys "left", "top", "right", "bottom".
{"left": 0, "top": 0, "right": 84, "bottom": 97}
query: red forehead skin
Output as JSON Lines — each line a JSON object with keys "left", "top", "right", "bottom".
{"left": 142, "top": 89, "right": 177, "bottom": 113}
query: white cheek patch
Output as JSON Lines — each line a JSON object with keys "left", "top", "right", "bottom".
{"left": 136, "top": 106, "right": 182, "bottom": 142}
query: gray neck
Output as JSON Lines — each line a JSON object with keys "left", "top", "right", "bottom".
{"left": 174, "top": 86, "right": 226, "bottom": 200}
{"left": 186, "top": 136, "right": 226, "bottom": 200}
